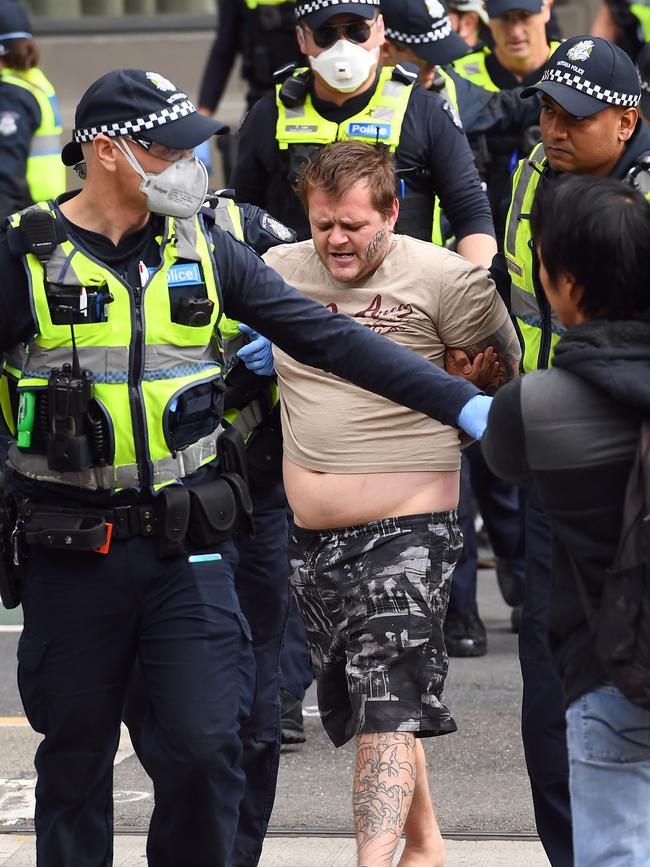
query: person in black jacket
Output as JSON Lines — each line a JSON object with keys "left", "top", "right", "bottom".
{"left": 483, "top": 175, "right": 650, "bottom": 867}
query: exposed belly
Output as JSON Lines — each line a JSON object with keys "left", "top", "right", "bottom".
{"left": 283, "top": 457, "right": 460, "bottom": 530}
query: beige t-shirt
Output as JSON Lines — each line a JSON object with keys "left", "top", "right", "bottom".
{"left": 264, "top": 234, "right": 508, "bottom": 473}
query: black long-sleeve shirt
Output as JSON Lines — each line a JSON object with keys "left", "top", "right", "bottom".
{"left": 233, "top": 77, "right": 496, "bottom": 241}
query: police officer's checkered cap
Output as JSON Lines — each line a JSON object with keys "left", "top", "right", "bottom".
{"left": 381, "top": 0, "right": 471, "bottom": 66}
{"left": 296, "top": 0, "right": 380, "bottom": 25}
{"left": 61, "top": 69, "right": 227, "bottom": 166}
{"left": 538, "top": 68, "right": 640, "bottom": 107}
{"left": 384, "top": 18, "right": 453, "bottom": 45}
{"left": 521, "top": 36, "right": 641, "bottom": 117}
{"left": 73, "top": 100, "right": 197, "bottom": 143}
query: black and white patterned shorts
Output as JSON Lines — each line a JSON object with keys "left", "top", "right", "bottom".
{"left": 289, "top": 512, "right": 462, "bottom": 747}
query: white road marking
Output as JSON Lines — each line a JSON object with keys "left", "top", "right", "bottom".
{"left": 0, "top": 725, "right": 137, "bottom": 825}
{"left": 302, "top": 705, "right": 321, "bottom": 717}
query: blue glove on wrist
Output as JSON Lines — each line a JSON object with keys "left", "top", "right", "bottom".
{"left": 236, "top": 323, "right": 275, "bottom": 376}
{"left": 457, "top": 395, "right": 493, "bottom": 441}
{"left": 193, "top": 140, "right": 213, "bottom": 176}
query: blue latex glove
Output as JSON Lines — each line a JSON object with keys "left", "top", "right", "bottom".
{"left": 457, "top": 395, "right": 493, "bottom": 441}
{"left": 236, "top": 323, "right": 275, "bottom": 376}
{"left": 193, "top": 140, "right": 213, "bottom": 175}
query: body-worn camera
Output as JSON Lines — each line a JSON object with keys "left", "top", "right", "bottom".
{"left": 175, "top": 297, "right": 214, "bottom": 327}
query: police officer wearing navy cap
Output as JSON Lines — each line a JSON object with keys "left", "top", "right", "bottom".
{"left": 380, "top": 0, "right": 540, "bottom": 131}
{"left": 453, "top": 0, "right": 560, "bottom": 241}
{"left": 0, "top": 67, "right": 491, "bottom": 866}
{"left": 234, "top": 0, "right": 498, "bottom": 266}
{"left": 489, "top": 35, "right": 650, "bottom": 867}
{"left": 0, "top": 0, "right": 65, "bottom": 221}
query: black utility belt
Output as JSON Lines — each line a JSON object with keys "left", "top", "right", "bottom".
{"left": 18, "top": 474, "right": 254, "bottom": 559}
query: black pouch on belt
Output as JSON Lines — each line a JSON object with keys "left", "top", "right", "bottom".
{"left": 187, "top": 479, "right": 239, "bottom": 548}
{"left": 156, "top": 485, "right": 191, "bottom": 558}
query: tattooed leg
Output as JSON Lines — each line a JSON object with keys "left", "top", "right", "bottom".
{"left": 398, "top": 740, "right": 445, "bottom": 867}
{"left": 353, "top": 732, "right": 416, "bottom": 867}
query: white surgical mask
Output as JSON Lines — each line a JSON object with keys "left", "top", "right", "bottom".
{"left": 309, "top": 39, "right": 379, "bottom": 93}
{"left": 115, "top": 138, "right": 208, "bottom": 220}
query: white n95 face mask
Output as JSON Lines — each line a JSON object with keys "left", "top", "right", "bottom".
{"left": 116, "top": 138, "right": 208, "bottom": 220}
{"left": 309, "top": 40, "right": 379, "bottom": 93}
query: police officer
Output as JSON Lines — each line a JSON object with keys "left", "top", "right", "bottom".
{"left": 0, "top": 68, "right": 490, "bottom": 867}
{"left": 197, "top": 0, "right": 305, "bottom": 182}
{"left": 381, "top": 0, "right": 528, "bottom": 656}
{"left": 453, "top": 0, "right": 560, "bottom": 242}
{"left": 0, "top": 0, "right": 65, "bottom": 221}
{"left": 380, "top": 0, "right": 542, "bottom": 137}
{"left": 491, "top": 36, "right": 650, "bottom": 867}
{"left": 233, "top": 0, "right": 498, "bottom": 266}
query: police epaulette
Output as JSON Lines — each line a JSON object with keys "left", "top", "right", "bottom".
{"left": 391, "top": 63, "right": 418, "bottom": 87}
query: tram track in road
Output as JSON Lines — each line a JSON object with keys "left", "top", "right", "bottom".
{"left": 0, "top": 827, "right": 541, "bottom": 841}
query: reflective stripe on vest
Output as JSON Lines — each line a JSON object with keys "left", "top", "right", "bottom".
{"left": 504, "top": 142, "right": 564, "bottom": 372}
{"left": 0, "top": 68, "right": 66, "bottom": 203}
{"left": 630, "top": 1, "right": 650, "bottom": 40}
{"left": 7, "top": 203, "right": 224, "bottom": 492}
{"left": 452, "top": 42, "right": 561, "bottom": 92}
{"left": 276, "top": 66, "right": 412, "bottom": 153}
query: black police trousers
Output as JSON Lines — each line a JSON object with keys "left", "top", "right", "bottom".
{"left": 520, "top": 488, "right": 574, "bottom": 867}
{"left": 18, "top": 535, "right": 255, "bottom": 867}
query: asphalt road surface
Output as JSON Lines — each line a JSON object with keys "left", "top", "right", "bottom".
{"left": 0, "top": 562, "right": 536, "bottom": 837}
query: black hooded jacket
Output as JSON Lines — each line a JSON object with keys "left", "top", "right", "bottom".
{"left": 482, "top": 318, "right": 650, "bottom": 706}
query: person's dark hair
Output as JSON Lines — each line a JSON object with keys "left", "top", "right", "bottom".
{"left": 1, "top": 38, "right": 39, "bottom": 71}
{"left": 295, "top": 141, "right": 397, "bottom": 218}
{"left": 530, "top": 174, "right": 650, "bottom": 320}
